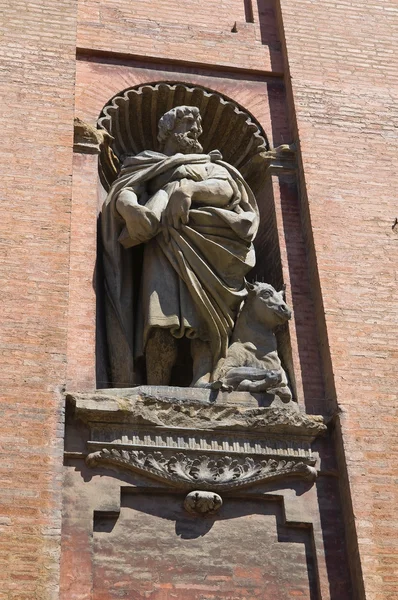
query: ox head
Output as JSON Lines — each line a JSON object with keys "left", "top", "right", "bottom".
{"left": 246, "top": 281, "right": 292, "bottom": 326}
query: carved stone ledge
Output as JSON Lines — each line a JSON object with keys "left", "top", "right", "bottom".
{"left": 265, "top": 143, "right": 296, "bottom": 173}
{"left": 67, "top": 387, "right": 324, "bottom": 436}
{"left": 86, "top": 432, "right": 314, "bottom": 459}
{"left": 67, "top": 387, "right": 325, "bottom": 492}
{"left": 73, "top": 117, "right": 114, "bottom": 154}
{"left": 85, "top": 449, "right": 317, "bottom": 491}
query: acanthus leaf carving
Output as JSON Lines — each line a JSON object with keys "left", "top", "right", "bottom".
{"left": 85, "top": 448, "right": 317, "bottom": 491}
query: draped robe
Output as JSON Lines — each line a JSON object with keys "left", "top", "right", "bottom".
{"left": 101, "top": 150, "right": 259, "bottom": 387}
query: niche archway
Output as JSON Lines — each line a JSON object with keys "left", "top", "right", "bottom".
{"left": 97, "top": 81, "right": 270, "bottom": 192}
{"left": 95, "top": 82, "right": 292, "bottom": 391}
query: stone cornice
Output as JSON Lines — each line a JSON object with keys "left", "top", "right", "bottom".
{"left": 67, "top": 388, "right": 326, "bottom": 439}
{"left": 66, "top": 387, "right": 325, "bottom": 492}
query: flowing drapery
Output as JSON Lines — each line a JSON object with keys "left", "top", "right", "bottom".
{"left": 101, "top": 151, "right": 259, "bottom": 386}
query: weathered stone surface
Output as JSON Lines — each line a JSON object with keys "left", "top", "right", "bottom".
{"left": 73, "top": 117, "right": 113, "bottom": 154}
{"left": 211, "top": 282, "right": 293, "bottom": 400}
{"left": 85, "top": 448, "right": 317, "bottom": 491}
{"left": 183, "top": 490, "right": 223, "bottom": 515}
{"left": 67, "top": 389, "right": 325, "bottom": 436}
{"left": 67, "top": 386, "right": 323, "bottom": 490}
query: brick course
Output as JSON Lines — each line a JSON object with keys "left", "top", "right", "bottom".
{"left": 76, "top": 0, "right": 283, "bottom": 72}
{"left": 0, "top": 0, "right": 77, "bottom": 597}
{"left": 277, "top": 0, "right": 398, "bottom": 597}
{"left": 1, "top": 0, "right": 397, "bottom": 597}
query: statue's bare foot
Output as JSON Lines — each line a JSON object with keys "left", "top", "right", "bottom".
{"left": 191, "top": 375, "right": 212, "bottom": 388}
{"left": 209, "top": 380, "right": 233, "bottom": 392}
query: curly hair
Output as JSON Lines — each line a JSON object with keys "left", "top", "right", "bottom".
{"left": 157, "top": 105, "right": 202, "bottom": 148}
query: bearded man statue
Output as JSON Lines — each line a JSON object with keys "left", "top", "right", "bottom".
{"left": 101, "top": 105, "right": 259, "bottom": 388}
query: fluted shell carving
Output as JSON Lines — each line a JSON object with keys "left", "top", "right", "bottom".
{"left": 97, "top": 82, "right": 270, "bottom": 191}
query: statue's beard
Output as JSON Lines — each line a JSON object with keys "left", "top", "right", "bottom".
{"left": 173, "top": 132, "right": 203, "bottom": 154}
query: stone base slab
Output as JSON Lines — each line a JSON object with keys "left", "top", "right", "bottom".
{"left": 66, "top": 386, "right": 326, "bottom": 491}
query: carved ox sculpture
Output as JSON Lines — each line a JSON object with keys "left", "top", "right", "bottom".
{"left": 211, "top": 282, "right": 292, "bottom": 400}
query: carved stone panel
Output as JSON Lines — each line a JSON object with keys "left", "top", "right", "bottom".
{"left": 183, "top": 490, "right": 223, "bottom": 515}
{"left": 67, "top": 388, "right": 325, "bottom": 493}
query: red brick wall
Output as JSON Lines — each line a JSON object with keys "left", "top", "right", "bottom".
{"left": 92, "top": 494, "right": 315, "bottom": 599}
{"left": 0, "top": 1, "right": 77, "bottom": 597}
{"left": 77, "top": 0, "right": 283, "bottom": 72}
{"left": 3, "top": 0, "right": 397, "bottom": 596}
{"left": 277, "top": 0, "right": 398, "bottom": 597}
{"left": 66, "top": 153, "right": 98, "bottom": 391}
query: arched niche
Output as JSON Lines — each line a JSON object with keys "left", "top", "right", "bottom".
{"left": 96, "top": 81, "right": 270, "bottom": 193}
{"left": 95, "top": 82, "right": 294, "bottom": 393}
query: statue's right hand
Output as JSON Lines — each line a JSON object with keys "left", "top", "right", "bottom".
{"left": 161, "top": 188, "right": 192, "bottom": 239}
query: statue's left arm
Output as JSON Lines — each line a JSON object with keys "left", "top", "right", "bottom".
{"left": 185, "top": 178, "right": 236, "bottom": 207}
{"left": 162, "top": 177, "right": 236, "bottom": 230}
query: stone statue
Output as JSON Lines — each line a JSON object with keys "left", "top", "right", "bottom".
{"left": 101, "top": 106, "right": 259, "bottom": 387}
{"left": 211, "top": 282, "right": 292, "bottom": 401}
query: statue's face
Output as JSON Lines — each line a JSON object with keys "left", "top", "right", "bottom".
{"left": 171, "top": 113, "right": 203, "bottom": 154}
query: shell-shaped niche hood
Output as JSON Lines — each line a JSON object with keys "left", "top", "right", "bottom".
{"left": 97, "top": 82, "right": 270, "bottom": 191}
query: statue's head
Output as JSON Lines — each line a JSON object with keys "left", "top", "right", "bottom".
{"left": 158, "top": 105, "right": 203, "bottom": 155}
{"left": 245, "top": 282, "right": 292, "bottom": 327}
